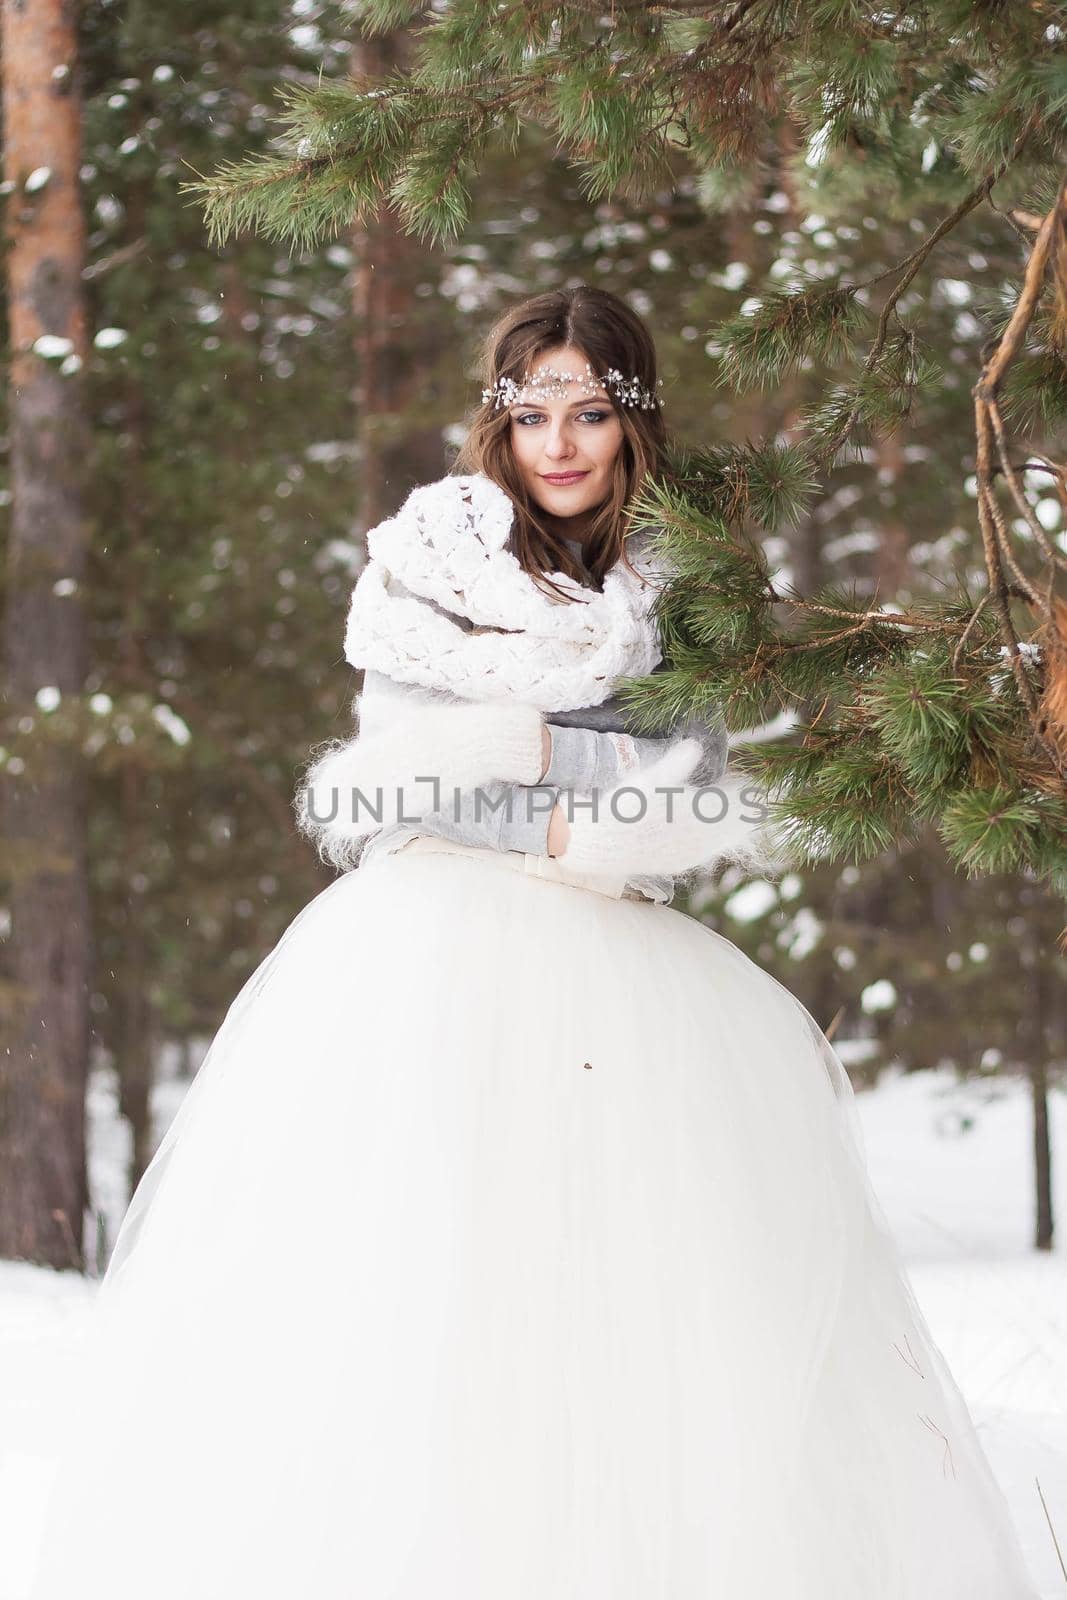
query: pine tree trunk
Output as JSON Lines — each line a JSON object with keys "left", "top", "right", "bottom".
{"left": 116, "top": 762, "right": 156, "bottom": 1190}
{"left": 1029, "top": 952, "right": 1054, "bottom": 1252}
{"left": 350, "top": 30, "right": 451, "bottom": 532}
{"left": 112, "top": 188, "right": 156, "bottom": 1196}
{"left": 0, "top": 0, "right": 92, "bottom": 1267}
{"left": 874, "top": 433, "right": 912, "bottom": 598}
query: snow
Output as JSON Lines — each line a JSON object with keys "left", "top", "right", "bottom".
{"left": 151, "top": 703, "right": 191, "bottom": 746}
{"left": 30, "top": 335, "right": 72, "bottom": 360}
{"left": 1036, "top": 498, "right": 1062, "bottom": 532}
{"left": 710, "top": 260, "right": 749, "bottom": 291}
{"left": 724, "top": 878, "right": 777, "bottom": 922}
{"left": 776, "top": 904, "right": 823, "bottom": 958}
{"left": 0, "top": 1064, "right": 1063, "bottom": 1596}
{"left": 23, "top": 168, "right": 51, "bottom": 194}
{"left": 861, "top": 976, "right": 897, "bottom": 1012}
{"left": 937, "top": 277, "right": 974, "bottom": 306}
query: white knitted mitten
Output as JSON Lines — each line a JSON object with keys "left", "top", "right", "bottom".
{"left": 557, "top": 739, "right": 784, "bottom": 881}
{"left": 301, "top": 699, "right": 545, "bottom": 843}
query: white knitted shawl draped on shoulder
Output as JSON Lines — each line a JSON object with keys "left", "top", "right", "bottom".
{"left": 342, "top": 471, "right": 667, "bottom": 712}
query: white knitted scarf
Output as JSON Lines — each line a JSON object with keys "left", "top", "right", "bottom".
{"left": 342, "top": 471, "right": 666, "bottom": 711}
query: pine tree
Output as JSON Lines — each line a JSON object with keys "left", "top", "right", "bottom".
{"left": 73, "top": 0, "right": 362, "bottom": 1210}
{"left": 189, "top": 0, "right": 1067, "bottom": 892}
{"left": 0, "top": 0, "right": 93, "bottom": 1267}
{"left": 6, "top": 1, "right": 759, "bottom": 1262}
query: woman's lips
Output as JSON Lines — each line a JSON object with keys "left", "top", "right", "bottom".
{"left": 541, "top": 471, "right": 589, "bottom": 484}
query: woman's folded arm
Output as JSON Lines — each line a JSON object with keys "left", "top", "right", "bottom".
{"left": 554, "top": 743, "right": 782, "bottom": 880}
{"left": 542, "top": 703, "right": 729, "bottom": 796}
{"left": 295, "top": 672, "right": 546, "bottom": 866}
{"left": 355, "top": 704, "right": 733, "bottom": 863}
{"left": 400, "top": 777, "right": 563, "bottom": 856}
{"left": 295, "top": 666, "right": 735, "bottom": 873}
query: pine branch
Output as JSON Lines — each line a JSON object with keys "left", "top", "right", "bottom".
{"left": 178, "top": 1, "right": 1067, "bottom": 882}
{"left": 817, "top": 116, "right": 1040, "bottom": 464}
{"left": 973, "top": 176, "right": 1067, "bottom": 784}
{"left": 715, "top": 283, "right": 864, "bottom": 391}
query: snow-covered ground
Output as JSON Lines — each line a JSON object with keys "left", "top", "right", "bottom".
{"left": 852, "top": 1066, "right": 1067, "bottom": 1595}
{"left": 1, "top": 1062, "right": 1064, "bottom": 1597}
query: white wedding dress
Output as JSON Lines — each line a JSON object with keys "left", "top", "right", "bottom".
{"left": 24, "top": 836, "right": 1039, "bottom": 1599}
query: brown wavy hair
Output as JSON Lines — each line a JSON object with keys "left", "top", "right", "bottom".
{"left": 451, "top": 286, "right": 668, "bottom": 605}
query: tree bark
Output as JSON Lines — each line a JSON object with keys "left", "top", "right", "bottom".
{"left": 1028, "top": 929, "right": 1054, "bottom": 1252}
{"left": 874, "top": 432, "right": 912, "bottom": 598}
{"left": 111, "top": 172, "right": 156, "bottom": 1196}
{"left": 349, "top": 30, "right": 451, "bottom": 533}
{"left": 0, "top": 0, "right": 92, "bottom": 1267}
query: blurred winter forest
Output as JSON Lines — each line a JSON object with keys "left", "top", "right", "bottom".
{"left": 1, "top": 1, "right": 1065, "bottom": 1273}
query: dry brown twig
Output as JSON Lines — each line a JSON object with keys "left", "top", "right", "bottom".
{"left": 973, "top": 178, "right": 1067, "bottom": 787}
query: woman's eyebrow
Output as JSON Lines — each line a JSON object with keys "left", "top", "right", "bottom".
{"left": 509, "top": 394, "right": 611, "bottom": 409}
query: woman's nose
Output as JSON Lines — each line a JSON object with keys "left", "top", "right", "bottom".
{"left": 544, "top": 426, "right": 576, "bottom": 459}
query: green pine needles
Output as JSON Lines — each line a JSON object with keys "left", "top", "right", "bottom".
{"left": 186, "top": 0, "right": 1067, "bottom": 891}
{"left": 615, "top": 450, "right": 1067, "bottom": 887}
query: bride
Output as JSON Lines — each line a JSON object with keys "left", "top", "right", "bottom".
{"left": 25, "top": 286, "right": 1039, "bottom": 1598}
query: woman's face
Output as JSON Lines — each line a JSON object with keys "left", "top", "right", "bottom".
{"left": 507, "top": 344, "right": 625, "bottom": 523}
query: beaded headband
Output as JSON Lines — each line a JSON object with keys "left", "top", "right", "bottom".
{"left": 482, "top": 362, "right": 664, "bottom": 412}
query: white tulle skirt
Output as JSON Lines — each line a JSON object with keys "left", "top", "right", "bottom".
{"left": 25, "top": 838, "right": 1039, "bottom": 1599}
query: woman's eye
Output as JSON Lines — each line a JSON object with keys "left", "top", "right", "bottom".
{"left": 513, "top": 410, "right": 611, "bottom": 425}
